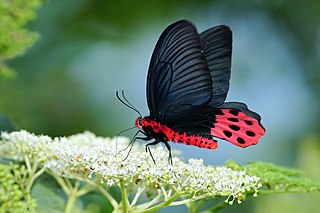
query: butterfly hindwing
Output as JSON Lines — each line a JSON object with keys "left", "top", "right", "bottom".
{"left": 146, "top": 20, "right": 212, "bottom": 120}
{"left": 212, "top": 102, "right": 265, "bottom": 147}
{"left": 165, "top": 103, "right": 265, "bottom": 148}
{"left": 200, "top": 25, "right": 232, "bottom": 106}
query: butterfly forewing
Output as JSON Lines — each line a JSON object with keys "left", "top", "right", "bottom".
{"left": 147, "top": 20, "right": 212, "bottom": 120}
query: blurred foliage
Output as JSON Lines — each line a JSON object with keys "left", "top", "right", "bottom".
{"left": 0, "top": 113, "right": 16, "bottom": 132}
{"left": 0, "top": 0, "right": 44, "bottom": 79}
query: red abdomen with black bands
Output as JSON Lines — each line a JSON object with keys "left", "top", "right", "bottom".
{"left": 138, "top": 117, "right": 218, "bottom": 150}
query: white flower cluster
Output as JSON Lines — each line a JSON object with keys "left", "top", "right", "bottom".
{"left": 0, "top": 130, "right": 261, "bottom": 203}
{"left": 0, "top": 130, "right": 53, "bottom": 162}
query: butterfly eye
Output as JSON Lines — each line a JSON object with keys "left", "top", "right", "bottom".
{"left": 139, "top": 119, "right": 143, "bottom": 126}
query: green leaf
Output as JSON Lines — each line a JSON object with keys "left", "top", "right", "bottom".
{"left": 31, "top": 180, "right": 65, "bottom": 213}
{"left": 225, "top": 161, "right": 320, "bottom": 194}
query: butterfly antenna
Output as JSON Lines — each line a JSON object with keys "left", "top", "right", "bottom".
{"left": 121, "top": 90, "right": 142, "bottom": 117}
{"left": 115, "top": 126, "right": 137, "bottom": 154}
{"left": 116, "top": 90, "right": 142, "bottom": 117}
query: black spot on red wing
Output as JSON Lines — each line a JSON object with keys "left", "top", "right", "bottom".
{"left": 246, "top": 131, "right": 255, "bottom": 137}
{"left": 215, "top": 109, "right": 225, "bottom": 115}
{"left": 227, "top": 118, "right": 239, "bottom": 122}
{"left": 244, "top": 120, "right": 253, "bottom": 126}
{"left": 229, "top": 109, "right": 239, "bottom": 116}
{"left": 229, "top": 125, "right": 240, "bottom": 131}
{"left": 237, "top": 137, "right": 245, "bottom": 144}
{"left": 223, "top": 130, "right": 232, "bottom": 138}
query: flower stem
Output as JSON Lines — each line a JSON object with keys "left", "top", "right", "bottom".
{"left": 97, "top": 185, "right": 118, "bottom": 209}
{"left": 120, "top": 180, "right": 129, "bottom": 213}
{"left": 65, "top": 189, "right": 78, "bottom": 213}
{"left": 135, "top": 191, "right": 162, "bottom": 210}
{"left": 188, "top": 199, "right": 205, "bottom": 213}
{"left": 24, "top": 156, "right": 32, "bottom": 174}
{"left": 26, "top": 166, "right": 45, "bottom": 193}
{"left": 64, "top": 181, "right": 80, "bottom": 213}
{"left": 51, "top": 173, "right": 70, "bottom": 194}
{"left": 130, "top": 186, "right": 145, "bottom": 207}
{"left": 77, "top": 184, "right": 96, "bottom": 196}
{"left": 138, "top": 192, "right": 186, "bottom": 213}
{"left": 201, "top": 200, "right": 228, "bottom": 213}
{"left": 170, "top": 194, "right": 207, "bottom": 206}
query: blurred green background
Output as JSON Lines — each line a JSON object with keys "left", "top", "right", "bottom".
{"left": 1, "top": 0, "right": 320, "bottom": 212}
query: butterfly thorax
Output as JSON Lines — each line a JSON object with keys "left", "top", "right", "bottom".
{"left": 135, "top": 116, "right": 218, "bottom": 150}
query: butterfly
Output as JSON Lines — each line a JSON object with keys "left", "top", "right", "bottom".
{"left": 118, "top": 20, "right": 265, "bottom": 163}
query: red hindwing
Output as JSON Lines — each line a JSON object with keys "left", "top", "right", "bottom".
{"left": 211, "top": 109, "right": 265, "bottom": 148}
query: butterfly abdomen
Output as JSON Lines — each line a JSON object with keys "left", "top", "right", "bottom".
{"left": 139, "top": 117, "right": 218, "bottom": 150}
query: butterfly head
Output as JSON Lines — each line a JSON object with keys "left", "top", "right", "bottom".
{"left": 135, "top": 117, "right": 143, "bottom": 129}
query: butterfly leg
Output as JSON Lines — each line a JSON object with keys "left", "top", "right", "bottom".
{"left": 122, "top": 130, "right": 147, "bottom": 151}
{"left": 122, "top": 130, "right": 152, "bottom": 161}
{"left": 163, "top": 141, "right": 172, "bottom": 165}
{"left": 145, "top": 140, "right": 161, "bottom": 164}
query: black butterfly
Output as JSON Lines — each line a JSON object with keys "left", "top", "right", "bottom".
{"left": 118, "top": 20, "right": 265, "bottom": 163}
